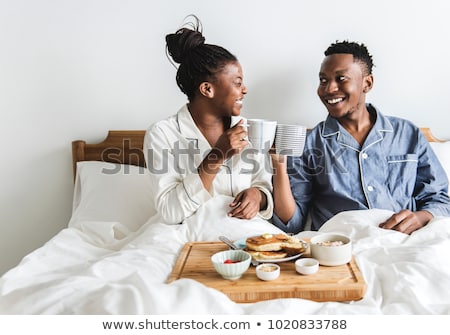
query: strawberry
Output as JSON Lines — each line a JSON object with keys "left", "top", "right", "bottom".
{"left": 224, "top": 259, "right": 241, "bottom": 264}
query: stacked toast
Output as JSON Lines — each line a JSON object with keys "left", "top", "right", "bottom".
{"left": 244, "top": 233, "right": 307, "bottom": 261}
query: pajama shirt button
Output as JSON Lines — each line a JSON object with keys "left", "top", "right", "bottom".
{"left": 367, "top": 185, "right": 374, "bottom": 192}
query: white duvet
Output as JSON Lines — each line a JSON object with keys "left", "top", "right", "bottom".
{"left": 1, "top": 195, "right": 450, "bottom": 314}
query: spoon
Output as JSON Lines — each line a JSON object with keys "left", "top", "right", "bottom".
{"left": 219, "top": 236, "right": 240, "bottom": 250}
{"left": 218, "top": 236, "right": 259, "bottom": 266}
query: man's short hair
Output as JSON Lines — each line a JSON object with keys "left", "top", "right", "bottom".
{"left": 324, "top": 40, "right": 374, "bottom": 75}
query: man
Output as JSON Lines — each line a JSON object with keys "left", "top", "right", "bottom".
{"left": 271, "top": 40, "right": 450, "bottom": 234}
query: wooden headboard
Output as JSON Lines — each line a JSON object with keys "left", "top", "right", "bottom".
{"left": 71, "top": 128, "right": 445, "bottom": 180}
{"left": 72, "top": 130, "right": 146, "bottom": 180}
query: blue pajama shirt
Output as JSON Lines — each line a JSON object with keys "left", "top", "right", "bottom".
{"left": 272, "top": 104, "right": 450, "bottom": 233}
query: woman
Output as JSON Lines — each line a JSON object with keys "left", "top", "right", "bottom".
{"left": 144, "top": 16, "right": 273, "bottom": 225}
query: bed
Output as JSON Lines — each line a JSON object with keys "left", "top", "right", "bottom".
{"left": 1, "top": 128, "right": 450, "bottom": 315}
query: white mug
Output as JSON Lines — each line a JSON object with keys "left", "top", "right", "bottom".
{"left": 246, "top": 119, "right": 277, "bottom": 153}
{"left": 274, "top": 124, "right": 307, "bottom": 156}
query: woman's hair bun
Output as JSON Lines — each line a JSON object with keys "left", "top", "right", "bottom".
{"left": 166, "top": 23, "right": 205, "bottom": 64}
{"left": 165, "top": 15, "right": 237, "bottom": 101}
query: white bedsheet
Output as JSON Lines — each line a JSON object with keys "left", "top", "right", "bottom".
{"left": 1, "top": 195, "right": 450, "bottom": 314}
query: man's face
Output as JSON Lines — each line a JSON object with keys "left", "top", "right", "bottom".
{"left": 317, "top": 53, "right": 373, "bottom": 120}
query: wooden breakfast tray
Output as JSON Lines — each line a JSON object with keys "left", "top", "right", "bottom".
{"left": 166, "top": 242, "right": 366, "bottom": 303}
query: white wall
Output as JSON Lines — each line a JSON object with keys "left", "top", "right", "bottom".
{"left": 1, "top": 0, "right": 449, "bottom": 275}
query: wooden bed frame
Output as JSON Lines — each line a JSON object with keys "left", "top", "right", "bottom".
{"left": 72, "top": 130, "right": 146, "bottom": 180}
{"left": 71, "top": 128, "right": 445, "bottom": 180}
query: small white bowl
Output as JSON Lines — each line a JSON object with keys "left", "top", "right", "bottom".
{"left": 310, "top": 233, "right": 352, "bottom": 266}
{"left": 211, "top": 250, "right": 251, "bottom": 280}
{"left": 256, "top": 263, "right": 280, "bottom": 281}
{"left": 295, "top": 258, "right": 319, "bottom": 275}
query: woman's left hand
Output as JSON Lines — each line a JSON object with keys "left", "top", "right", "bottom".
{"left": 227, "top": 187, "right": 265, "bottom": 219}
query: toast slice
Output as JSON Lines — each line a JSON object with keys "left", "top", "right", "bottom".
{"left": 245, "top": 249, "right": 288, "bottom": 261}
{"left": 245, "top": 233, "right": 306, "bottom": 254}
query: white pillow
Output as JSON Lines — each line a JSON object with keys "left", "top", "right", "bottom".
{"left": 430, "top": 142, "right": 450, "bottom": 180}
{"left": 69, "top": 161, "right": 156, "bottom": 233}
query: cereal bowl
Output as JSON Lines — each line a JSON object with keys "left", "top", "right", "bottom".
{"left": 211, "top": 250, "right": 251, "bottom": 280}
{"left": 310, "top": 233, "right": 352, "bottom": 266}
{"left": 256, "top": 263, "right": 280, "bottom": 281}
{"left": 295, "top": 258, "right": 319, "bottom": 275}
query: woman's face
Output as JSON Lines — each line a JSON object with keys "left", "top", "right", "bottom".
{"left": 317, "top": 54, "right": 372, "bottom": 120}
{"left": 210, "top": 61, "right": 248, "bottom": 117}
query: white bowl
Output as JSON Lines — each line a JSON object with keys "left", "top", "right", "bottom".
{"left": 211, "top": 250, "right": 251, "bottom": 280}
{"left": 295, "top": 258, "right": 319, "bottom": 275}
{"left": 310, "top": 233, "right": 352, "bottom": 266}
{"left": 255, "top": 263, "right": 280, "bottom": 281}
